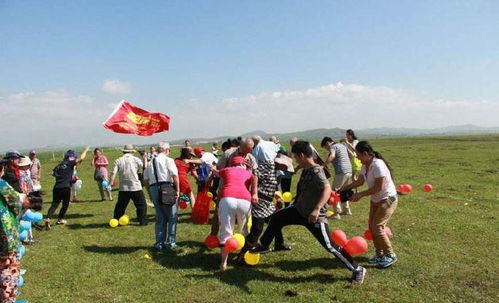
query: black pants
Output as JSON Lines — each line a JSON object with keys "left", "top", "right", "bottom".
{"left": 260, "top": 206, "right": 357, "bottom": 271}
{"left": 241, "top": 216, "right": 284, "bottom": 254}
{"left": 280, "top": 178, "right": 292, "bottom": 193}
{"left": 114, "top": 190, "right": 148, "bottom": 225}
{"left": 198, "top": 177, "right": 220, "bottom": 199}
{"left": 47, "top": 187, "right": 71, "bottom": 220}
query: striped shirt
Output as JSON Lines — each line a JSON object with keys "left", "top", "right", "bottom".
{"left": 330, "top": 144, "right": 352, "bottom": 175}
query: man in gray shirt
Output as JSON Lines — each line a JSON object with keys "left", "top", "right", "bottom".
{"left": 321, "top": 137, "right": 353, "bottom": 219}
{"left": 109, "top": 144, "right": 148, "bottom": 225}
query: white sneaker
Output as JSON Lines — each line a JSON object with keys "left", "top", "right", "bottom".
{"left": 331, "top": 214, "right": 342, "bottom": 220}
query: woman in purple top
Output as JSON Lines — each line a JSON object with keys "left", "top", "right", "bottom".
{"left": 91, "top": 148, "right": 112, "bottom": 201}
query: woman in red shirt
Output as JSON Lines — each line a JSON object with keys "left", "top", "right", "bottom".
{"left": 174, "top": 148, "right": 201, "bottom": 208}
{"left": 213, "top": 156, "right": 258, "bottom": 271}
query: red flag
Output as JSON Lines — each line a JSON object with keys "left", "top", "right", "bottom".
{"left": 103, "top": 101, "right": 170, "bottom": 136}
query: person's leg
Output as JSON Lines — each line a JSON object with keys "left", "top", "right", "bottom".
{"left": 332, "top": 175, "right": 344, "bottom": 218}
{"left": 281, "top": 178, "right": 292, "bottom": 193}
{"left": 131, "top": 190, "right": 148, "bottom": 225}
{"left": 189, "top": 191, "right": 196, "bottom": 208}
{"left": 218, "top": 197, "right": 237, "bottom": 270}
{"left": 210, "top": 199, "right": 220, "bottom": 236}
{"left": 242, "top": 217, "right": 265, "bottom": 252}
{"left": 106, "top": 185, "right": 113, "bottom": 200}
{"left": 164, "top": 203, "right": 178, "bottom": 248}
{"left": 368, "top": 201, "right": 382, "bottom": 256}
{"left": 57, "top": 187, "right": 72, "bottom": 220}
{"left": 371, "top": 198, "right": 398, "bottom": 255}
{"left": 150, "top": 185, "right": 165, "bottom": 249}
{"left": 114, "top": 191, "right": 131, "bottom": 219}
{"left": 305, "top": 220, "right": 358, "bottom": 271}
{"left": 234, "top": 199, "right": 251, "bottom": 235}
{"left": 47, "top": 187, "right": 63, "bottom": 220}
{"left": 97, "top": 181, "right": 105, "bottom": 200}
{"left": 258, "top": 207, "right": 302, "bottom": 249}
{"left": 339, "top": 173, "right": 352, "bottom": 215}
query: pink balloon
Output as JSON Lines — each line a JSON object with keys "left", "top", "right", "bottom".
{"left": 224, "top": 238, "right": 239, "bottom": 252}
{"left": 423, "top": 184, "right": 433, "bottom": 192}
{"left": 344, "top": 236, "right": 368, "bottom": 255}
{"left": 363, "top": 229, "right": 373, "bottom": 240}
{"left": 332, "top": 230, "right": 348, "bottom": 247}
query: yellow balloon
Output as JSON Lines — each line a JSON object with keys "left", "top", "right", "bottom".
{"left": 326, "top": 210, "right": 335, "bottom": 217}
{"left": 118, "top": 216, "right": 130, "bottom": 226}
{"left": 109, "top": 219, "right": 119, "bottom": 228}
{"left": 282, "top": 192, "right": 293, "bottom": 203}
{"left": 233, "top": 233, "right": 245, "bottom": 250}
{"left": 207, "top": 192, "right": 213, "bottom": 198}
{"left": 244, "top": 251, "right": 260, "bottom": 265}
{"left": 247, "top": 215, "right": 252, "bottom": 230}
{"left": 210, "top": 201, "right": 216, "bottom": 210}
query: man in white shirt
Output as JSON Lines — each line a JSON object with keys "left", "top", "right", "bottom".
{"left": 143, "top": 142, "right": 180, "bottom": 250}
{"left": 109, "top": 144, "right": 148, "bottom": 225}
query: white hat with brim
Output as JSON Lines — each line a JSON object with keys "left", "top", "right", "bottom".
{"left": 274, "top": 155, "right": 295, "bottom": 173}
{"left": 18, "top": 157, "right": 32, "bottom": 167}
{"left": 122, "top": 144, "right": 136, "bottom": 153}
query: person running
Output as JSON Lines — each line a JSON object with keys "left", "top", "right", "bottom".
{"left": 45, "top": 147, "right": 90, "bottom": 230}
{"left": 91, "top": 148, "right": 112, "bottom": 201}
{"left": 212, "top": 156, "right": 258, "bottom": 271}
{"left": 174, "top": 148, "right": 200, "bottom": 208}
{"left": 252, "top": 141, "right": 366, "bottom": 285}
{"left": 321, "top": 136, "right": 353, "bottom": 220}
{"left": 109, "top": 144, "right": 148, "bottom": 226}
{"left": 340, "top": 141, "right": 398, "bottom": 268}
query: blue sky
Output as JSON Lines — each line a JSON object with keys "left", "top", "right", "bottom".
{"left": 1, "top": 0, "right": 499, "bottom": 149}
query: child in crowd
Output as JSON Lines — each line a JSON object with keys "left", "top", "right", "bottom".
{"left": 91, "top": 148, "right": 112, "bottom": 201}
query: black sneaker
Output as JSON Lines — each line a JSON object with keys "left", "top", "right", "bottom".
{"left": 351, "top": 266, "right": 366, "bottom": 285}
{"left": 250, "top": 244, "right": 272, "bottom": 254}
{"left": 274, "top": 244, "right": 292, "bottom": 251}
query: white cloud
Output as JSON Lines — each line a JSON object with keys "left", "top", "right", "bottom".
{"left": 169, "top": 82, "right": 499, "bottom": 138}
{"left": 102, "top": 79, "right": 132, "bottom": 95}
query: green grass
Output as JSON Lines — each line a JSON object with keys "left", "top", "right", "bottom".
{"left": 20, "top": 135, "right": 499, "bottom": 302}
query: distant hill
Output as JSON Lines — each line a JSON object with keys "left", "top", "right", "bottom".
{"left": 171, "top": 124, "right": 499, "bottom": 145}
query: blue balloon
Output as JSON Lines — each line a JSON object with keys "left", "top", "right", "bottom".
{"left": 20, "top": 221, "right": 31, "bottom": 232}
{"left": 18, "top": 245, "right": 26, "bottom": 258}
{"left": 32, "top": 212, "right": 43, "bottom": 223}
{"left": 19, "top": 230, "right": 28, "bottom": 242}
{"left": 15, "top": 300, "right": 28, "bottom": 303}
{"left": 101, "top": 180, "right": 109, "bottom": 187}
{"left": 18, "top": 275, "right": 24, "bottom": 288}
{"left": 22, "top": 210, "right": 35, "bottom": 222}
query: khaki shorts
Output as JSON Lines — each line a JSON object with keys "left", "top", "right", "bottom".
{"left": 332, "top": 173, "right": 352, "bottom": 190}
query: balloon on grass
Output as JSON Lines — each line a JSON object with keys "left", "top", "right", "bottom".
{"left": 363, "top": 229, "right": 373, "bottom": 240}
{"left": 32, "top": 212, "right": 43, "bottom": 223}
{"left": 332, "top": 230, "right": 348, "bottom": 247}
{"left": 20, "top": 220, "right": 31, "bottom": 232}
{"left": 397, "top": 184, "right": 412, "bottom": 194}
{"left": 204, "top": 235, "right": 219, "bottom": 249}
{"left": 233, "top": 233, "right": 245, "bottom": 250}
{"left": 344, "top": 236, "right": 368, "bottom": 255}
{"left": 109, "top": 219, "right": 119, "bottom": 228}
{"left": 118, "top": 216, "right": 130, "bottom": 226}
{"left": 18, "top": 245, "right": 26, "bottom": 258}
{"left": 423, "top": 184, "right": 433, "bottom": 192}
{"left": 224, "top": 238, "right": 239, "bottom": 252}
{"left": 244, "top": 251, "right": 260, "bottom": 265}
{"left": 19, "top": 230, "right": 28, "bottom": 242}
{"left": 18, "top": 275, "right": 24, "bottom": 288}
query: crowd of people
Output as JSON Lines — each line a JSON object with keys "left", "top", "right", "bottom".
{"left": 0, "top": 129, "right": 399, "bottom": 301}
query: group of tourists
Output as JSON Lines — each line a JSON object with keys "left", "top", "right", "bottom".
{"left": 0, "top": 128, "right": 399, "bottom": 301}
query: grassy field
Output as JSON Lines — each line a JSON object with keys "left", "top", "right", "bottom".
{"left": 18, "top": 135, "right": 499, "bottom": 303}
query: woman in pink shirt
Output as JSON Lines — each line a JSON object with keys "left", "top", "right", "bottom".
{"left": 91, "top": 148, "right": 112, "bottom": 201}
{"left": 213, "top": 156, "right": 258, "bottom": 271}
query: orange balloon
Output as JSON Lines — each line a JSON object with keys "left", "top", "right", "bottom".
{"left": 332, "top": 230, "right": 348, "bottom": 247}
{"left": 344, "top": 236, "right": 368, "bottom": 255}
{"left": 224, "top": 238, "right": 239, "bottom": 252}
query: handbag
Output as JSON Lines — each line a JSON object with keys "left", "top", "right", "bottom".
{"left": 152, "top": 158, "right": 177, "bottom": 205}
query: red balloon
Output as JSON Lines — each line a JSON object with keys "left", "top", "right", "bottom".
{"left": 385, "top": 226, "right": 393, "bottom": 238}
{"left": 204, "top": 235, "right": 219, "bottom": 249}
{"left": 397, "top": 184, "right": 412, "bottom": 194}
{"left": 344, "top": 236, "right": 368, "bottom": 255}
{"left": 328, "top": 191, "right": 340, "bottom": 206}
{"left": 363, "top": 229, "right": 373, "bottom": 240}
{"left": 179, "top": 201, "right": 188, "bottom": 209}
{"left": 423, "top": 184, "right": 433, "bottom": 192}
{"left": 224, "top": 237, "right": 239, "bottom": 252}
{"left": 332, "top": 230, "right": 348, "bottom": 247}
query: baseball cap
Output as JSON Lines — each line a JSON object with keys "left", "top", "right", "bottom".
{"left": 29, "top": 150, "right": 36, "bottom": 155}
{"left": 193, "top": 146, "right": 204, "bottom": 157}
{"left": 3, "top": 150, "right": 23, "bottom": 159}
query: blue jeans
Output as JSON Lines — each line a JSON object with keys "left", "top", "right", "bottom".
{"left": 150, "top": 185, "right": 178, "bottom": 248}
